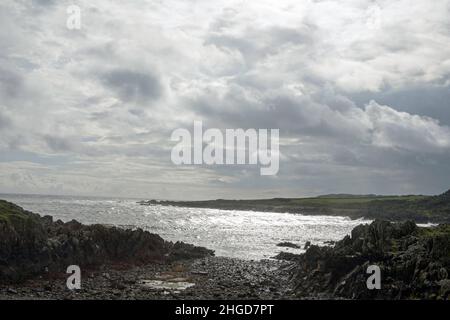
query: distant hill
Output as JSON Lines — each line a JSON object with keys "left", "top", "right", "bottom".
{"left": 316, "top": 194, "right": 380, "bottom": 198}
{"left": 139, "top": 189, "right": 450, "bottom": 223}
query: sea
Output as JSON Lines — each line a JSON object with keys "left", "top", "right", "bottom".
{"left": 0, "top": 193, "right": 372, "bottom": 260}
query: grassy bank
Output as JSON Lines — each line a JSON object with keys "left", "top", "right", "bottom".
{"left": 140, "top": 190, "right": 450, "bottom": 223}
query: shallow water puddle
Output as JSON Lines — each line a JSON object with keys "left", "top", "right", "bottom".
{"left": 141, "top": 278, "right": 195, "bottom": 291}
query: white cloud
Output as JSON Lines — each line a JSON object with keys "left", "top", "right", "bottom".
{"left": 365, "top": 101, "right": 450, "bottom": 152}
{"left": 0, "top": 0, "right": 450, "bottom": 198}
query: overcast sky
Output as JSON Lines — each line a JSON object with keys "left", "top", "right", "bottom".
{"left": 0, "top": 0, "right": 449, "bottom": 199}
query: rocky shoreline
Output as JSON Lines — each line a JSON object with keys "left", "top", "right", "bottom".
{"left": 0, "top": 199, "right": 296, "bottom": 300}
{"left": 0, "top": 200, "right": 213, "bottom": 283}
{"left": 287, "top": 220, "right": 450, "bottom": 300}
{"left": 1, "top": 199, "right": 449, "bottom": 300}
{"left": 0, "top": 257, "right": 296, "bottom": 300}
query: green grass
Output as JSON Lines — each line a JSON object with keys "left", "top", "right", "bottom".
{"left": 149, "top": 192, "right": 449, "bottom": 223}
{"left": 0, "top": 200, "right": 34, "bottom": 225}
{"left": 169, "top": 195, "right": 428, "bottom": 210}
{"left": 419, "top": 224, "right": 450, "bottom": 237}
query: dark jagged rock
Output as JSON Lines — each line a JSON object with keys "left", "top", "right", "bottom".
{"left": 272, "top": 252, "right": 300, "bottom": 261}
{"left": 290, "top": 220, "right": 450, "bottom": 300}
{"left": 304, "top": 241, "right": 311, "bottom": 250}
{"left": 0, "top": 200, "right": 214, "bottom": 283}
{"left": 167, "top": 242, "right": 214, "bottom": 261}
{"left": 277, "top": 242, "right": 301, "bottom": 249}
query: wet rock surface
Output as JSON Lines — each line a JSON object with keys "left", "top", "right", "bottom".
{"left": 0, "top": 257, "right": 297, "bottom": 300}
{"left": 289, "top": 220, "right": 450, "bottom": 300}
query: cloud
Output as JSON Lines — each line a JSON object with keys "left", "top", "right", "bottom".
{"left": 0, "top": 109, "right": 12, "bottom": 130}
{"left": 100, "top": 69, "right": 162, "bottom": 104}
{"left": 351, "top": 84, "right": 450, "bottom": 126}
{"left": 0, "top": 67, "right": 26, "bottom": 102}
{"left": 365, "top": 101, "right": 450, "bottom": 153}
{"left": 0, "top": 0, "right": 449, "bottom": 198}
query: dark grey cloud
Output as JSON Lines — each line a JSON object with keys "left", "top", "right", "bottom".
{"left": 44, "top": 135, "right": 75, "bottom": 153}
{"left": 205, "top": 25, "right": 314, "bottom": 67}
{"left": 0, "top": 67, "right": 24, "bottom": 100}
{"left": 101, "top": 69, "right": 162, "bottom": 104}
{"left": 0, "top": 110, "right": 11, "bottom": 130}
{"left": 188, "top": 88, "right": 366, "bottom": 143}
{"left": 31, "top": 0, "right": 56, "bottom": 7}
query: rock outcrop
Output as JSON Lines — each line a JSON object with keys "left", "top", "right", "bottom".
{"left": 289, "top": 220, "right": 450, "bottom": 299}
{"left": 277, "top": 242, "right": 301, "bottom": 249}
{"left": 0, "top": 200, "right": 214, "bottom": 283}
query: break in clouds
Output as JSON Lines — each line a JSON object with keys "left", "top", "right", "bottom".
{"left": 0, "top": 0, "right": 449, "bottom": 199}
